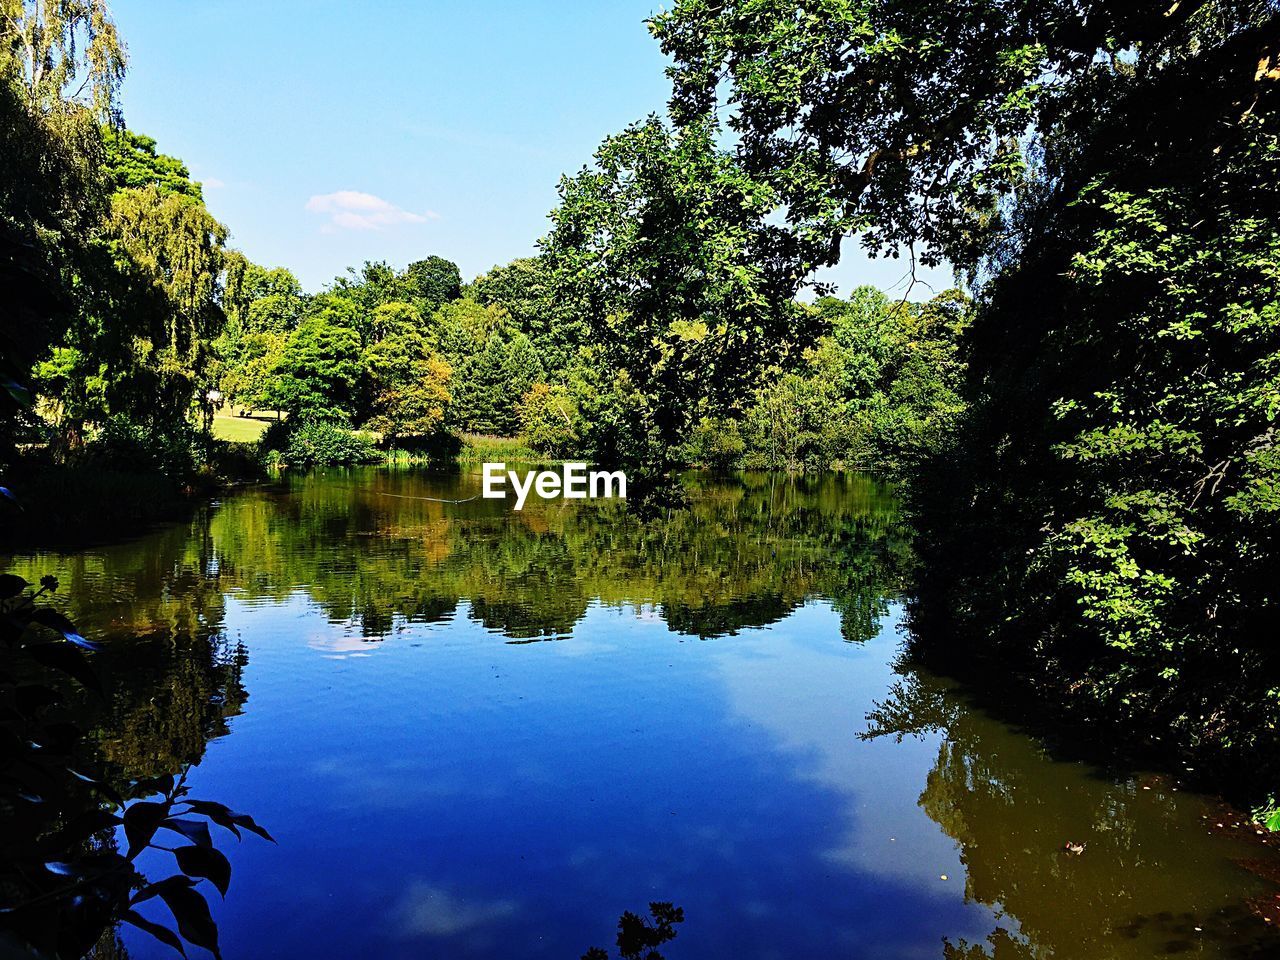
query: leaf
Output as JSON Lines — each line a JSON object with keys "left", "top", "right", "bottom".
{"left": 179, "top": 800, "right": 240, "bottom": 839}
{"left": 160, "top": 817, "right": 213, "bottom": 849}
{"left": 174, "top": 844, "right": 231, "bottom": 897}
{"left": 131, "top": 875, "right": 195, "bottom": 906}
{"left": 30, "top": 608, "right": 101, "bottom": 650}
{"left": 1, "top": 378, "right": 31, "bottom": 406}
{"left": 157, "top": 882, "right": 221, "bottom": 959}
{"left": 229, "top": 811, "right": 276, "bottom": 843}
{"left": 122, "top": 909, "right": 187, "bottom": 957}
{"left": 130, "top": 774, "right": 176, "bottom": 799}
{"left": 0, "top": 574, "right": 28, "bottom": 598}
{"left": 124, "top": 801, "right": 170, "bottom": 856}
{"left": 24, "top": 641, "right": 101, "bottom": 693}
{"left": 67, "top": 767, "right": 123, "bottom": 805}
{"left": 54, "top": 808, "right": 123, "bottom": 846}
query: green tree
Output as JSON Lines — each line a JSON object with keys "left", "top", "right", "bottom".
{"left": 102, "top": 129, "right": 202, "bottom": 200}
{"left": 651, "top": 0, "right": 1280, "bottom": 794}
{"left": 363, "top": 329, "right": 452, "bottom": 440}
{"left": 542, "top": 116, "right": 817, "bottom": 470}
{"left": 268, "top": 307, "right": 363, "bottom": 422}
{"left": 518, "top": 383, "right": 581, "bottom": 456}
{"left": 402, "top": 255, "right": 461, "bottom": 315}
{"left": 0, "top": 0, "right": 126, "bottom": 122}
{"left": 472, "top": 257, "right": 585, "bottom": 377}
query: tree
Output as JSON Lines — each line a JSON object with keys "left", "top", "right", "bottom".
{"left": 472, "top": 257, "right": 585, "bottom": 377}
{"left": 268, "top": 308, "right": 363, "bottom": 422}
{"left": 363, "top": 329, "right": 451, "bottom": 440}
{"left": 651, "top": 0, "right": 1280, "bottom": 796}
{"left": 541, "top": 116, "right": 817, "bottom": 470}
{"left": 402, "top": 255, "right": 461, "bottom": 315}
{"left": 102, "top": 129, "right": 202, "bottom": 200}
{"left": 518, "top": 383, "right": 580, "bottom": 456}
{"left": 650, "top": 0, "right": 1277, "bottom": 275}
{"left": 0, "top": 0, "right": 126, "bottom": 123}
{"left": 33, "top": 184, "right": 231, "bottom": 456}
{"left": 218, "top": 331, "right": 286, "bottom": 412}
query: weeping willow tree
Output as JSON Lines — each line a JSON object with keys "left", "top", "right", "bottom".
{"left": 0, "top": 0, "right": 126, "bottom": 121}
{"left": 3, "top": 0, "right": 239, "bottom": 469}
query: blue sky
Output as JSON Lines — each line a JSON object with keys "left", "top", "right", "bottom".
{"left": 112, "top": 0, "right": 953, "bottom": 295}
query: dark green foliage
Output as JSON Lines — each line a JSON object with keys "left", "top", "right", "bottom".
{"left": 402, "top": 255, "right": 462, "bottom": 315}
{"left": 0, "top": 569, "right": 270, "bottom": 959}
{"left": 102, "top": 129, "right": 202, "bottom": 200}
{"left": 740, "top": 287, "right": 969, "bottom": 473}
{"left": 267, "top": 308, "right": 363, "bottom": 422}
{"left": 517, "top": 382, "right": 580, "bottom": 457}
{"left": 582, "top": 902, "right": 684, "bottom": 960}
{"left": 913, "top": 94, "right": 1280, "bottom": 792}
{"left": 471, "top": 257, "right": 586, "bottom": 377}
{"left": 683, "top": 416, "right": 746, "bottom": 472}
{"left": 654, "top": 0, "right": 1280, "bottom": 803}
{"left": 542, "top": 116, "right": 819, "bottom": 469}
{"left": 439, "top": 300, "right": 544, "bottom": 435}
{"left": 268, "top": 419, "right": 380, "bottom": 468}
{"left": 331, "top": 256, "right": 461, "bottom": 326}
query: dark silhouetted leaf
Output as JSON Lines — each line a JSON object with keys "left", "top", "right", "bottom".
{"left": 157, "top": 882, "right": 221, "bottom": 959}
{"left": 180, "top": 800, "right": 241, "bottom": 839}
{"left": 130, "top": 774, "right": 175, "bottom": 799}
{"left": 0, "top": 574, "right": 27, "bottom": 597}
{"left": 161, "top": 817, "right": 213, "bottom": 849}
{"left": 131, "top": 875, "right": 196, "bottom": 907}
{"left": 1, "top": 378, "right": 31, "bottom": 406}
{"left": 67, "top": 767, "right": 123, "bottom": 805}
{"left": 229, "top": 812, "right": 275, "bottom": 843}
{"left": 123, "top": 909, "right": 187, "bottom": 957}
{"left": 174, "top": 844, "right": 231, "bottom": 897}
{"left": 28, "top": 607, "right": 101, "bottom": 649}
{"left": 24, "top": 641, "right": 101, "bottom": 693}
{"left": 54, "top": 808, "right": 124, "bottom": 846}
{"left": 124, "top": 801, "right": 170, "bottom": 856}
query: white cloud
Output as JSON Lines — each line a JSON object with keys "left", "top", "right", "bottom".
{"left": 305, "top": 190, "right": 439, "bottom": 231}
{"left": 394, "top": 882, "right": 518, "bottom": 938}
{"left": 202, "top": 177, "right": 226, "bottom": 189}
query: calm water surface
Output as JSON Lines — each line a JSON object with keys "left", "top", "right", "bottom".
{"left": 8, "top": 468, "right": 1280, "bottom": 959}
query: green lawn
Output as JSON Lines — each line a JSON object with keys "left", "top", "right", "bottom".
{"left": 212, "top": 413, "right": 277, "bottom": 443}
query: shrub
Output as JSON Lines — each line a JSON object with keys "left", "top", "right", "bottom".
{"left": 518, "top": 383, "right": 581, "bottom": 456}
{"left": 685, "top": 417, "right": 745, "bottom": 472}
{"left": 270, "top": 420, "right": 380, "bottom": 467}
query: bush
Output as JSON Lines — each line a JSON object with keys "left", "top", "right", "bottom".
{"left": 267, "top": 420, "right": 380, "bottom": 467}
{"left": 518, "top": 383, "right": 581, "bottom": 456}
{"left": 85, "top": 415, "right": 200, "bottom": 479}
{"left": 685, "top": 417, "right": 745, "bottom": 472}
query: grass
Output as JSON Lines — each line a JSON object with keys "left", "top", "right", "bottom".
{"left": 211, "top": 410, "right": 280, "bottom": 443}
{"left": 456, "top": 433, "right": 548, "bottom": 463}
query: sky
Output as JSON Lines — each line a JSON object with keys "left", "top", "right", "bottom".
{"left": 112, "top": 0, "right": 953, "bottom": 296}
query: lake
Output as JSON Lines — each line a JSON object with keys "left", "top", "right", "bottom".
{"left": 7, "top": 468, "right": 1280, "bottom": 959}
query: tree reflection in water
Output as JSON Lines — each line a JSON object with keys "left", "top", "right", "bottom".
{"left": 7, "top": 467, "right": 1278, "bottom": 959}
{"left": 866, "top": 670, "right": 1280, "bottom": 959}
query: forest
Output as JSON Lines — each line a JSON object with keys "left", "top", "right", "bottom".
{"left": 3, "top": 1, "right": 1280, "bottom": 958}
